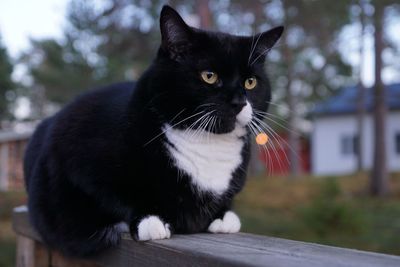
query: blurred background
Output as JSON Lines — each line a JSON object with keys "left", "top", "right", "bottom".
{"left": 0, "top": 0, "right": 399, "bottom": 265}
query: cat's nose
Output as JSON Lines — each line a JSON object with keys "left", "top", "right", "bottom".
{"left": 230, "top": 95, "right": 247, "bottom": 113}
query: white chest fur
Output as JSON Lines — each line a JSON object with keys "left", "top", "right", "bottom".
{"left": 164, "top": 125, "right": 246, "bottom": 195}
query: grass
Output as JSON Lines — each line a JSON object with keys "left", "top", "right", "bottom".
{"left": 0, "top": 191, "right": 26, "bottom": 267}
{"left": 235, "top": 173, "right": 400, "bottom": 255}
{"left": 0, "top": 173, "right": 399, "bottom": 266}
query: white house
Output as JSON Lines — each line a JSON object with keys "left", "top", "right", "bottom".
{"left": 311, "top": 83, "right": 400, "bottom": 176}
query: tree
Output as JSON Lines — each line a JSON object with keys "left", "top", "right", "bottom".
{"left": 356, "top": 0, "right": 367, "bottom": 172}
{"left": 23, "top": 0, "right": 172, "bottom": 110}
{"left": 268, "top": 0, "right": 353, "bottom": 177}
{"left": 281, "top": 0, "right": 300, "bottom": 177}
{"left": 370, "top": 1, "right": 388, "bottom": 196}
{"left": 196, "top": 0, "right": 212, "bottom": 29}
{"left": 21, "top": 38, "right": 97, "bottom": 106}
{"left": 0, "top": 34, "right": 15, "bottom": 122}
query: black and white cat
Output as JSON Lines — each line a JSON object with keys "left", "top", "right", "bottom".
{"left": 24, "top": 5, "right": 283, "bottom": 257}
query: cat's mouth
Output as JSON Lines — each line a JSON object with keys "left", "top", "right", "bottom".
{"left": 235, "top": 101, "right": 253, "bottom": 127}
{"left": 198, "top": 102, "right": 253, "bottom": 134}
{"left": 170, "top": 102, "right": 253, "bottom": 135}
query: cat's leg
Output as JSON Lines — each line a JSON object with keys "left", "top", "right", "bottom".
{"left": 129, "top": 215, "right": 171, "bottom": 241}
{"left": 208, "top": 211, "right": 241, "bottom": 233}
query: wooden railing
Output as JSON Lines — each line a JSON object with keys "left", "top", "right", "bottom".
{"left": 13, "top": 206, "right": 400, "bottom": 267}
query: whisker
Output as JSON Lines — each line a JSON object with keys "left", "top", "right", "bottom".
{"left": 194, "top": 103, "right": 217, "bottom": 112}
{"left": 250, "top": 39, "right": 285, "bottom": 66}
{"left": 253, "top": 117, "right": 289, "bottom": 157}
{"left": 251, "top": 120, "right": 284, "bottom": 173}
{"left": 247, "top": 30, "right": 256, "bottom": 65}
{"left": 169, "top": 109, "right": 186, "bottom": 124}
{"left": 188, "top": 112, "right": 211, "bottom": 140}
{"left": 191, "top": 110, "right": 215, "bottom": 140}
{"left": 184, "top": 111, "right": 211, "bottom": 136}
{"left": 254, "top": 117, "right": 299, "bottom": 163}
{"left": 250, "top": 46, "right": 272, "bottom": 66}
{"left": 254, "top": 109, "right": 289, "bottom": 123}
{"left": 264, "top": 101, "right": 297, "bottom": 115}
{"left": 202, "top": 115, "right": 213, "bottom": 142}
{"left": 254, "top": 112, "right": 302, "bottom": 138}
{"left": 208, "top": 116, "right": 217, "bottom": 142}
{"left": 248, "top": 32, "right": 263, "bottom": 66}
{"left": 248, "top": 122, "right": 272, "bottom": 176}
{"left": 143, "top": 110, "right": 205, "bottom": 147}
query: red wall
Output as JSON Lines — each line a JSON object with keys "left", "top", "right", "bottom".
{"left": 258, "top": 134, "right": 310, "bottom": 175}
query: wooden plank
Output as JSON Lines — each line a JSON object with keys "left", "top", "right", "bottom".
{"left": 51, "top": 250, "right": 100, "bottom": 267}
{"left": 16, "top": 235, "right": 49, "bottom": 267}
{"left": 13, "top": 207, "right": 400, "bottom": 267}
{"left": 16, "top": 235, "right": 35, "bottom": 267}
{"left": 12, "top": 206, "right": 41, "bottom": 241}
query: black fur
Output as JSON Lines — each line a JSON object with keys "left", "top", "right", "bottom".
{"left": 24, "top": 6, "right": 283, "bottom": 257}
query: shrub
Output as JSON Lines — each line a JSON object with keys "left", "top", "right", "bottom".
{"left": 300, "top": 178, "right": 365, "bottom": 237}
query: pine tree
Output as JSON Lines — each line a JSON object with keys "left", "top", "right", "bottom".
{"left": 0, "top": 35, "right": 14, "bottom": 121}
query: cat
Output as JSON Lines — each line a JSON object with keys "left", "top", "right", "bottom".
{"left": 24, "top": 5, "right": 283, "bottom": 257}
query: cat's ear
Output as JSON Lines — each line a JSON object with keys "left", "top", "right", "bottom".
{"left": 160, "top": 5, "right": 192, "bottom": 59}
{"left": 251, "top": 26, "right": 284, "bottom": 62}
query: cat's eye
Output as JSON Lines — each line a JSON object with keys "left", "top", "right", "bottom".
{"left": 200, "top": 71, "right": 218, "bottom": 85}
{"left": 244, "top": 77, "right": 257, "bottom": 90}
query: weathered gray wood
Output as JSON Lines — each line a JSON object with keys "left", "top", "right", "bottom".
{"left": 16, "top": 235, "right": 35, "bottom": 267}
{"left": 16, "top": 234, "right": 49, "bottom": 267}
{"left": 13, "top": 206, "right": 400, "bottom": 267}
{"left": 51, "top": 250, "right": 100, "bottom": 267}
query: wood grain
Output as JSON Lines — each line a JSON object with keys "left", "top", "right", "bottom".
{"left": 13, "top": 206, "right": 400, "bottom": 267}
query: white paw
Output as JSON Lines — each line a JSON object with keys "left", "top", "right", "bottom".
{"left": 208, "top": 211, "right": 241, "bottom": 233}
{"left": 137, "top": 216, "right": 171, "bottom": 241}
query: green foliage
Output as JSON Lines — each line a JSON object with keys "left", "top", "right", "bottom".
{"left": 300, "top": 178, "right": 365, "bottom": 237}
{"left": 0, "top": 239, "right": 16, "bottom": 267}
{"left": 0, "top": 35, "right": 15, "bottom": 120}
{"left": 21, "top": 38, "right": 98, "bottom": 104}
{"left": 0, "top": 191, "right": 26, "bottom": 267}
{"left": 235, "top": 174, "right": 400, "bottom": 254}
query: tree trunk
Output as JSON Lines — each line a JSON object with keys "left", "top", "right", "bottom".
{"left": 282, "top": 1, "right": 300, "bottom": 178}
{"left": 287, "top": 74, "right": 301, "bottom": 178}
{"left": 32, "top": 85, "right": 46, "bottom": 120}
{"left": 370, "top": 2, "right": 388, "bottom": 196}
{"left": 356, "top": 0, "right": 366, "bottom": 172}
{"left": 196, "top": 0, "right": 212, "bottom": 29}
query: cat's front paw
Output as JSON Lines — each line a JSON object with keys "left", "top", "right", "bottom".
{"left": 137, "top": 216, "right": 171, "bottom": 241}
{"left": 208, "top": 211, "right": 241, "bottom": 233}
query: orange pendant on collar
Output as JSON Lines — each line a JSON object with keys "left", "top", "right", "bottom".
{"left": 256, "top": 132, "right": 269, "bottom": 145}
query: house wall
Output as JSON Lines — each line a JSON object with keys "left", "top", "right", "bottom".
{"left": 312, "top": 111, "right": 400, "bottom": 176}
{"left": 387, "top": 111, "right": 400, "bottom": 171}
{"left": 0, "top": 139, "right": 28, "bottom": 191}
{"left": 0, "top": 143, "right": 9, "bottom": 190}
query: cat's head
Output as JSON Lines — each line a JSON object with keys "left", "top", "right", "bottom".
{"left": 147, "top": 5, "right": 283, "bottom": 135}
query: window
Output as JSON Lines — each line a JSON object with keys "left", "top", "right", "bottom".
{"left": 341, "top": 135, "right": 358, "bottom": 155}
{"left": 396, "top": 133, "right": 400, "bottom": 155}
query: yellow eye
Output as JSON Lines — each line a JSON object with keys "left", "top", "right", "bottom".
{"left": 200, "top": 71, "right": 218, "bottom": 84}
{"left": 244, "top": 77, "right": 257, "bottom": 90}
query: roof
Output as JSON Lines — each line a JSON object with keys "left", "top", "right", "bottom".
{"left": 0, "top": 130, "right": 32, "bottom": 143}
{"left": 313, "top": 83, "right": 400, "bottom": 116}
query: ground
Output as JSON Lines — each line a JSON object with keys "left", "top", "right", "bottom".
{"left": 235, "top": 172, "right": 400, "bottom": 255}
{"left": 0, "top": 173, "right": 399, "bottom": 266}
{"left": 0, "top": 191, "right": 26, "bottom": 267}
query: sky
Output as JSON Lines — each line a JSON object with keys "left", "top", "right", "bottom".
{"left": 0, "top": 0, "right": 68, "bottom": 58}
